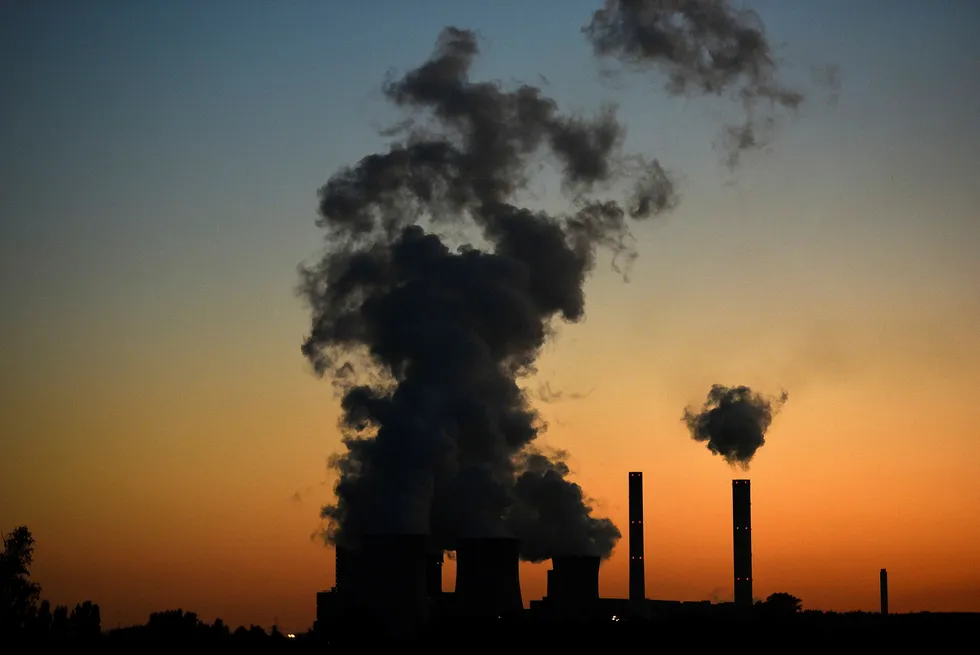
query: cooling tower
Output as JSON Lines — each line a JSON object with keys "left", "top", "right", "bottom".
{"left": 426, "top": 550, "right": 444, "bottom": 598}
{"left": 334, "top": 545, "right": 357, "bottom": 596}
{"left": 356, "top": 534, "right": 430, "bottom": 633}
{"left": 455, "top": 537, "right": 523, "bottom": 617}
{"left": 732, "top": 480, "right": 753, "bottom": 608}
{"left": 629, "top": 471, "right": 645, "bottom": 602}
{"left": 550, "top": 555, "right": 600, "bottom": 603}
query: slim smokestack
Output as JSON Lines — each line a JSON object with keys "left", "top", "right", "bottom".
{"left": 629, "top": 472, "right": 645, "bottom": 602}
{"left": 455, "top": 537, "right": 523, "bottom": 617}
{"left": 732, "top": 479, "right": 753, "bottom": 607}
{"left": 880, "top": 568, "right": 889, "bottom": 615}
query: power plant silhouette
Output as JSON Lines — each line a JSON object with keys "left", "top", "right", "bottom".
{"left": 316, "top": 473, "right": 766, "bottom": 637}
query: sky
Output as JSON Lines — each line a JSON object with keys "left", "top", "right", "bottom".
{"left": 2, "top": 0, "right": 979, "bottom": 634}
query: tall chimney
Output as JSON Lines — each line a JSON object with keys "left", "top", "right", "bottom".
{"left": 732, "top": 479, "right": 753, "bottom": 607}
{"left": 629, "top": 471, "right": 645, "bottom": 603}
{"left": 455, "top": 537, "right": 523, "bottom": 617}
{"left": 880, "top": 568, "right": 889, "bottom": 615}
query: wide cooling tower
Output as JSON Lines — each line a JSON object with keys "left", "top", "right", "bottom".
{"left": 354, "top": 534, "right": 430, "bottom": 633}
{"left": 547, "top": 555, "right": 600, "bottom": 617}
{"left": 426, "top": 550, "right": 444, "bottom": 598}
{"left": 455, "top": 537, "right": 524, "bottom": 617}
{"left": 334, "top": 545, "right": 358, "bottom": 597}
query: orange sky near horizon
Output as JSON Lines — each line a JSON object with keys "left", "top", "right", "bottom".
{"left": 7, "top": 276, "right": 979, "bottom": 632}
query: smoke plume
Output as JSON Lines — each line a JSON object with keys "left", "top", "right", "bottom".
{"left": 300, "top": 26, "right": 681, "bottom": 561}
{"left": 682, "top": 385, "right": 788, "bottom": 467}
{"left": 301, "top": 3, "right": 801, "bottom": 561}
{"left": 583, "top": 0, "right": 804, "bottom": 168}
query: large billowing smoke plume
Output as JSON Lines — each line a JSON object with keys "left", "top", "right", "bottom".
{"left": 584, "top": 0, "right": 804, "bottom": 168}
{"left": 300, "top": 4, "right": 799, "bottom": 561}
{"left": 682, "top": 385, "right": 788, "bottom": 467}
{"left": 300, "top": 26, "right": 669, "bottom": 561}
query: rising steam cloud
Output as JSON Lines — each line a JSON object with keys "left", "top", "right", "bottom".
{"left": 300, "top": 4, "right": 802, "bottom": 561}
{"left": 584, "top": 0, "right": 805, "bottom": 168}
{"left": 683, "top": 385, "right": 788, "bottom": 467}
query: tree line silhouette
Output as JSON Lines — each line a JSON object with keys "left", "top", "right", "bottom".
{"left": 1, "top": 525, "right": 100, "bottom": 640}
{"left": 1, "top": 526, "right": 311, "bottom": 645}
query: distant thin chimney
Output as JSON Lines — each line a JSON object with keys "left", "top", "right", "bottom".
{"left": 629, "top": 472, "right": 645, "bottom": 602}
{"left": 880, "top": 568, "right": 889, "bottom": 615}
{"left": 732, "top": 479, "right": 753, "bottom": 607}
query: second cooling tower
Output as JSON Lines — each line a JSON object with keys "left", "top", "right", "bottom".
{"left": 334, "top": 545, "right": 357, "bottom": 597}
{"left": 546, "top": 555, "right": 600, "bottom": 618}
{"left": 732, "top": 480, "right": 753, "bottom": 607}
{"left": 455, "top": 537, "right": 524, "bottom": 617}
{"left": 355, "top": 534, "right": 431, "bottom": 632}
{"left": 548, "top": 555, "right": 600, "bottom": 602}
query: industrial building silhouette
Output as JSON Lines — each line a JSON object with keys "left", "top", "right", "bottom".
{"left": 315, "top": 472, "right": 770, "bottom": 637}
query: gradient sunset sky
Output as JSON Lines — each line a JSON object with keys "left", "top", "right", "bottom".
{"left": 2, "top": 0, "right": 979, "bottom": 634}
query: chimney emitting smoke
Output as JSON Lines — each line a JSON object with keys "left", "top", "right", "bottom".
{"left": 732, "top": 480, "right": 753, "bottom": 608}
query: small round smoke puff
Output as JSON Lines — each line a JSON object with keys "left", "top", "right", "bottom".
{"left": 682, "top": 385, "right": 788, "bottom": 468}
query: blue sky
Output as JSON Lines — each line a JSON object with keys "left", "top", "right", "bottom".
{"left": 3, "top": 1, "right": 978, "bottom": 325}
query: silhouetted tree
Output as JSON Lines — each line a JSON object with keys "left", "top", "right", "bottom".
{"left": 1, "top": 526, "right": 42, "bottom": 634}
{"left": 51, "top": 604, "right": 69, "bottom": 637}
{"left": 33, "top": 599, "right": 52, "bottom": 636}
{"left": 760, "top": 592, "right": 803, "bottom": 616}
{"left": 146, "top": 608, "right": 206, "bottom": 641}
{"left": 69, "top": 600, "right": 101, "bottom": 638}
{"left": 210, "top": 616, "right": 230, "bottom": 640}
